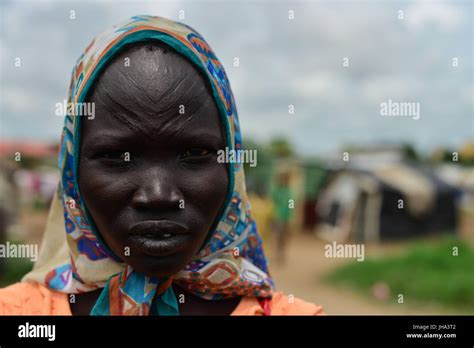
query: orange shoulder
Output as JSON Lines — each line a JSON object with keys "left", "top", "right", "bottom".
{"left": 232, "top": 292, "right": 325, "bottom": 316}
{"left": 270, "top": 292, "right": 325, "bottom": 315}
{"left": 0, "top": 282, "right": 71, "bottom": 315}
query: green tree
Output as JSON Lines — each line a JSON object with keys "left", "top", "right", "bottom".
{"left": 266, "top": 137, "right": 294, "bottom": 159}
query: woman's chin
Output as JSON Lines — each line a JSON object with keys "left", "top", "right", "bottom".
{"left": 125, "top": 253, "right": 189, "bottom": 278}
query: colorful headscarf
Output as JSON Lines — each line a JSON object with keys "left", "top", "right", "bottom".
{"left": 23, "top": 15, "right": 274, "bottom": 315}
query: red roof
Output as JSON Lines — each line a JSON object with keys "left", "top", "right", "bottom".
{"left": 0, "top": 140, "right": 59, "bottom": 158}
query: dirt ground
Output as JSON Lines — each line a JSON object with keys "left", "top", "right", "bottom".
{"left": 263, "top": 232, "right": 459, "bottom": 315}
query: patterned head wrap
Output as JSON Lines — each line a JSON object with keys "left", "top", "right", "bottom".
{"left": 23, "top": 15, "right": 274, "bottom": 315}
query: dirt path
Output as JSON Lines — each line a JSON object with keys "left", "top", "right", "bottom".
{"left": 264, "top": 232, "right": 456, "bottom": 314}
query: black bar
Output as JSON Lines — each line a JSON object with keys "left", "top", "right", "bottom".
{"left": 0, "top": 315, "right": 472, "bottom": 346}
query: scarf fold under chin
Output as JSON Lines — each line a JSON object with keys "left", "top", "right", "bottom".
{"left": 90, "top": 267, "right": 179, "bottom": 316}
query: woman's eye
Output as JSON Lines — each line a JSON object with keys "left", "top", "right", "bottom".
{"left": 96, "top": 151, "right": 131, "bottom": 162}
{"left": 182, "top": 148, "right": 211, "bottom": 159}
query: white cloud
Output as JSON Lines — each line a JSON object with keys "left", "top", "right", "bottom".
{"left": 405, "top": 2, "right": 466, "bottom": 31}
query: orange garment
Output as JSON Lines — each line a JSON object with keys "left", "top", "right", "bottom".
{"left": 0, "top": 282, "right": 324, "bottom": 316}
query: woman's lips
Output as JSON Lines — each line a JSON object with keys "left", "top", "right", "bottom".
{"left": 128, "top": 220, "right": 190, "bottom": 257}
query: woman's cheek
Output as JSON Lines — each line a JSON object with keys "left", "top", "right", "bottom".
{"left": 184, "top": 165, "right": 228, "bottom": 216}
{"left": 79, "top": 165, "right": 132, "bottom": 218}
{"left": 187, "top": 164, "right": 226, "bottom": 191}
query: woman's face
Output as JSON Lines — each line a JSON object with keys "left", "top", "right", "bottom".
{"left": 78, "top": 42, "right": 229, "bottom": 278}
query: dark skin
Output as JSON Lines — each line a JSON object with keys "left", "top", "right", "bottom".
{"left": 73, "top": 42, "right": 240, "bottom": 315}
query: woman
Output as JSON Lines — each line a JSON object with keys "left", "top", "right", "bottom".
{"left": 0, "top": 15, "right": 324, "bottom": 315}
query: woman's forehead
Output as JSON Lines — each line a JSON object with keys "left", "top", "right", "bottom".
{"left": 81, "top": 103, "right": 224, "bottom": 145}
{"left": 81, "top": 41, "right": 223, "bottom": 143}
{"left": 89, "top": 42, "right": 214, "bottom": 114}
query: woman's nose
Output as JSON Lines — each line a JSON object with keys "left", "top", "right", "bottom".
{"left": 131, "top": 168, "right": 184, "bottom": 210}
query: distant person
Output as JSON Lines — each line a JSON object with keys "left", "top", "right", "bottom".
{"left": 271, "top": 171, "right": 294, "bottom": 265}
{"left": 0, "top": 162, "right": 19, "bottom": 276}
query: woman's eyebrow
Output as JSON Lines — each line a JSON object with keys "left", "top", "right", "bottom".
{"left": 83, "top": 131, "right": 136, "bottom": 148}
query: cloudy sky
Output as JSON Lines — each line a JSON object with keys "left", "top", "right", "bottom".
{"left": 1, "top": 0, "right": 472, "bottom": 156}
